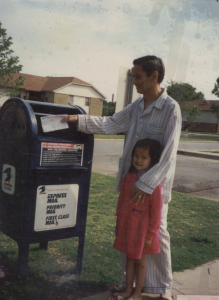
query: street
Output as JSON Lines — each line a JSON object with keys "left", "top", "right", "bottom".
{"left": 179, "top": 141, "right": 219, "bottom": 151}
{"left": 92, "top": 139, "right": 219, "bottom": 201}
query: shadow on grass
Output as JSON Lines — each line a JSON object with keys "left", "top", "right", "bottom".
{"left": 190, "top": 235, "right": 216, "bottom": 245}
{"left": 0, "top": 251, "right": 108, "bottom": 300}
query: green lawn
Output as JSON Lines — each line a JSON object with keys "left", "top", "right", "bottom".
{"left": 0, "top": 172, "right": 219, "bottom": 299}
{"left": 94, "top": 133, "right": 219, "bottom": 142}
{"left": 94, "top": 134, "right": 125, "bottom": 139}
{"left": 180, "top": 134, "right": 219, "bottom": 142}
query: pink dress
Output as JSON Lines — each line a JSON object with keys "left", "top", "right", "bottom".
{"left": 113, "top": 172, "right": 162, "bottom": 259}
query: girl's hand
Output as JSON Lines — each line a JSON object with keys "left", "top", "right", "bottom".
{"left": 144, "top": 238, "right": 152, "bottom": 247}
{"left": 61, "top": 115, "right": 78, "bottom": 123}
{"left": 130, "top": 186, "right": 148, "bottom": 205}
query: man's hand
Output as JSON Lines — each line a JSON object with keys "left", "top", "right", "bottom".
{"left": 61, "top": 115, "right": 78, "bottom": 123}
{"left": 144, "top": 238, "right": 152, "bottom": 247}
{"left": 129, "top": 185, "right": 148, "bottom": 205}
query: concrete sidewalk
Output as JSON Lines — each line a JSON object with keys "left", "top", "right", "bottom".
{"left": 81, "top": 259, "right": 219, "bottom": 299}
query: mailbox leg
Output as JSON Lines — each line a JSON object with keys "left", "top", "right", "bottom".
{"left": 75, "top": 236, "right": 85, "bottom": 274}
{"left": 39, "top": 241, "right": 48, "bottom": 250}
{"left": 18, "top": 241, "right": 29, "bottom": 279}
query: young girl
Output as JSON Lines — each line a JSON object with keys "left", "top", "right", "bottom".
{"left": 110, "top": 138, "right": 162, "bottom": 300}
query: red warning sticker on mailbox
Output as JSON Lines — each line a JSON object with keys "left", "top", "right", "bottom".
{"left": 40, "top": 142, "right": 84, "bottom": 166}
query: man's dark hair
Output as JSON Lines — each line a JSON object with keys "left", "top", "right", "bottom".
{"left": 129, "top": 138, "right": 162, "bottom": 173}
{"left": 133, "top": 55, "right": 165, "bottom": 84}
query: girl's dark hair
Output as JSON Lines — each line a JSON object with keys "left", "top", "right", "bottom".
{"left": 129, "top": 138, "right": 161, "bottom": 173}
{"left": 133, "top": 55, "right": 165, "bottom": 84}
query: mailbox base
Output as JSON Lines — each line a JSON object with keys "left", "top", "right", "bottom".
{"left": 16, "top": 237, "right": 85, "bottom": 279}
{"left": 39, "top": 241, "right": 48, "bottom": 250}
{"left": 18, "top": 241, "right": 30, "bottom": 279}
{"left": 75, "top": 236, "right": 85, "bottom": 275}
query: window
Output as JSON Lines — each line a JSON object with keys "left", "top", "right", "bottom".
{"left": 69, "top": 95, "right": 74, "bottom": 105}
{"left": 85, "top": 97, "right": 90, "bottom": 106}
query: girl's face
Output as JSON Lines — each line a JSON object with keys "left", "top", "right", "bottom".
{"left": 133, "top": 147, "right": 151, "bottom": 171}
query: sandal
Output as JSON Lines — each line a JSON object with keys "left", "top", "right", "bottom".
{"left": 109, "top": 294, "right": 128, "bottom": 300}
{"left": 160, "top": 296, "right": 174, "bottom": 300}
{"left": 110, "top": 285, "right": 125, "bottom": 294}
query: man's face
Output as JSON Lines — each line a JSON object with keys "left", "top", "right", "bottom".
{"left": 132, "top": 64, "right": 154, "bottom": 95}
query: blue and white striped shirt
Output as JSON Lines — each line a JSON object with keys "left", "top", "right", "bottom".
{"left": 78, "top": 89, "right": 182, "bottom": 203}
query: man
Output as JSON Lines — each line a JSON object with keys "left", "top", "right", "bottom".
{"left": 61, "top": 55, "right": 182, "bottom": 300}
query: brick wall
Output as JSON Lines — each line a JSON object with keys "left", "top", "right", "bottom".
{"left": 183, "top": 121, "right": 217, "bottom": 133}
{"left": 89, "top": 98, "right": 103, "bottom": 116}
{"left": 54, "top": 93, "right": 68, "bottom": 105}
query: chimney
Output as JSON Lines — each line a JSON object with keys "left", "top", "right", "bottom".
{"left": 112, "top": 94, "right": 114, "bottom": 102}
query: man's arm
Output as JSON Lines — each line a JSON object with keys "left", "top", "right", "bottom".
{"left": 146, "top": 185, "right": 162, "bottom": 240}
{"left": 135, "top": 111, "right": 182, "bottom": 197}
{"left": 61, "top": 102, "right": 135, "bottom": 135}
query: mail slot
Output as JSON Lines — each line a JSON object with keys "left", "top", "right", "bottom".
{"left": 0, "top": 97, "right": 94, "bottom": 277}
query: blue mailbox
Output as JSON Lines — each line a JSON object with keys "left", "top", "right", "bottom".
{"left": 0, "top": 98, "right": 94, "bottom": 278}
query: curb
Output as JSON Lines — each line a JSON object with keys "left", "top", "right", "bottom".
{"left": 177, "top": 150, "right": 219, "bottom": 160}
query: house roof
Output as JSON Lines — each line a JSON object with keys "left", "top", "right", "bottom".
{"left": 188, "top": 100, "right": 219, "bottom": 112}
{"left": 11, "top": 73, "right": 100, "bottom": 93}
{"left": 11, "top": 73, "right": 48, "bottom": 92}
{"left": 42, "top": 76, "right": 91, "bottom": 91}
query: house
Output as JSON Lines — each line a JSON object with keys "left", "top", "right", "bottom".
{"left": 182, "top": 100, "right": 219, "bottom": 133}
{"left": 0, "top": 73, "right": 106, "bottom": 116}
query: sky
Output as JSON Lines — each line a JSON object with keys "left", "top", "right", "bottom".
{"left": 1, "top": 0, "right": 219, "bottom": 101}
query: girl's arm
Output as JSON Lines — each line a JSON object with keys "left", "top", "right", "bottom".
{"left": 146, "top": 184, "right": 162, "bottom": 241}
{"left": 135, "top": 107, "right": 182, "bottom": 199}
{"left": 115, "top": 175, "right": 128, "bottom": 236}
{"left": 115, "top": 174, "right": 127, "bottom": 217}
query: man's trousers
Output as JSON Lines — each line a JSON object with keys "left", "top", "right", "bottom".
{"left": 119, "top": 202, "right": 172, "bottom": 294}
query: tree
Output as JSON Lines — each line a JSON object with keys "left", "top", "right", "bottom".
{"left": 211, "top": 103, "right": 219, "bottom": 119}
{"left": 186, "top": 105, "right": 202, "bottom": 123}
{"left": 0, "top": 22, "right": 25, "bottom": 98}
{"left": 166, "top": 81, "right": 205, "bottom": 121}
{"left": 211, "top": 77, "right": 219, "bottom": 98}
{"left": 102, "top": 100, "right": 116, "bottom": 116}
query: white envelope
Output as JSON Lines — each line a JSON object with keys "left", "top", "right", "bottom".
{"left": 41, "top": 115, "right": 69, "bottom": 132}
